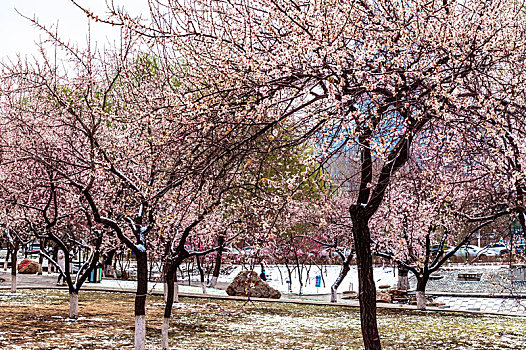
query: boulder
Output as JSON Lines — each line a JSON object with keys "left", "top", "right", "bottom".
{"left": 226, "top": 270, "right": 281, "bottom": 299}
{"left": 18, "top": 259, "right": 40, "bottom": 274}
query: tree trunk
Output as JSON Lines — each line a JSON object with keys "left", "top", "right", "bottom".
{"left": 260, "top": 263, "right": 267, "bottom": 281}
{"left": 135, "top": 252, "right": 148, "bottom": 350}
{"left": 37, "top": 239, "right": 45, "bottom": 275}
{"left": 351, "top": 213, "right": 381, "bottom": 350}
{"left": 293, "top": 249, "right": 304, "bottom": 295}
{"left": 195, "top": 256, "right": 206, "bottom": 294}
{"left": 285, "top": 263, "right": 293, "bottom": 293}
{"left": 208, "top": 275, "right": 218, "bottom": 288}
{"left": 3, "top": 247, "right": 9, "bottom": 271}
{"left": 174, "top": 279, "right": 179, "bottom": 303}
{"left": 416, "top": 276, "right": 429, "bottom": 310}
{"left": 11, "top": 244, "right": 18, "bottom": 294}
{"left": 208, "top": 235, "right": 224, "bottom": 288}
{"left": 331, "top": 254, "right": 352, "bottom": 303}
{"left": 162, "top": 260, "right": 170, "bottom": 302}
{"left": 163, "top": 277, "right": 178, "bottom": 303}
{"left": 397, "top": 266, "right": 409, "bottom": 291}
{"left": 161, "top": 316, "right": 170, "bottom": 350}
{"left": 416, "top": 291, "right": 426, "bottom": 310}
{"left": 162, "top": 262, "right": 176, "bottom": 350}
{"left": 69, "top": 292, "right": 79, "bottom": 319}
{"left": 11, "top": 275, "right": 16, "bottom": 293}
{"left": 103, "top": 249, "right": 116, "bottom": 278}
{"left": 49, "top": 246, "right": 58, "bottom": 274}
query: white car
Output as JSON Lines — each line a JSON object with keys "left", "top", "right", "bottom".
{"left": 241, "top": 246, "right": 255, "bottom": 255}
{"left": 475, "top": 249, "right": 499, "bottom": 257}
{"left": 223, "top": 246, "right": 242, "bottom": 257}
{"left": 446, "top": 245, "right": 482, "bottom": 257}
{"left": 320, "top": 247, "right": 352, "bottom": 259}
{"left": 476, "top": 243, "right": 508, "bottom": 257}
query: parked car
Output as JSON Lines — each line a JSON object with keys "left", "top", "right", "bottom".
{"left": 223, "top": 246, "right": 242, "bottom": 257}
{"left": 475, "top": 248, "right": 499, "bottom": 258}
{"left": 446, "top": 245, "right": 482, "bottom": 257}
{"left": 320, "top": 247, "right": 352, "bottom": 259}
{"left": 241, "top": 246, "right": 255, "bottom": 255}
{"left": 477, "top": 243, "right": 509, "bottom": 257}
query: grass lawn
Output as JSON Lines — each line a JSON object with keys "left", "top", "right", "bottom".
{"left": 0, "top": 290, "right": 524, "bottom": 349}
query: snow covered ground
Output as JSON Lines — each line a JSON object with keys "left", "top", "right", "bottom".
{"left": 94, "top": 264, "right": 399, "bottom": 296}
{"left": 215, "top": 264, "right": 399, "bottom": 295}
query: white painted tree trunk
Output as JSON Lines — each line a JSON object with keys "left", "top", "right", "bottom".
{"left": 416, "top": 291, "right": 426, "bottom": 310}
{"left": 135, "top": 315, "right": 146, "bottom": 350}
{"left": 174, "top": 283, "right": 179, "bottom": 303}
{"left": 163, "top": 282, "right": 168, "bottom": 303}
{"left": 208, "top": 276, "right": 218, "bottom": 288}
{"left": 69, "top": 293, "right": 79, "bottom": 319}
{"left": 3, "top": 260, "right": 7, "bottom": 271}
{"left": 330, "top": 286, "right": 338, "bottom": 303}
{"left": 200, "top": 281, "right": 207, "bottom": 294}
{"left": 161, "top": 317, "right": 170, "bottom": 350}
{"left": 11, "top": 276, "right": 16, "bottom": 293}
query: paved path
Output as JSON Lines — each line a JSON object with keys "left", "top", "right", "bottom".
{"left": 423, "top": 265, "right": 526, "bottom": 294}
{"left": 434, "top": 295, "right": 526, "bottom": 315}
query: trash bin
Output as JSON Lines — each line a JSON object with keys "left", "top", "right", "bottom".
{"left": 88, "top": 262, "right": 103, "bottom": 283}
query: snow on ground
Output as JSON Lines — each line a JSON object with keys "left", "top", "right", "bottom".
{"left": 216, "top": 264, "right": 399, "bottom": 295}
{"left": 95, "top": 265, "right": 399, "bottom": 296}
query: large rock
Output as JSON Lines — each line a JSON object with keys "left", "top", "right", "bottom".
{"left": 226, "top": 270, "right": 281, "bottom": 299}
{"left": 18, "top": 259, "right": 40, "bottom": 274}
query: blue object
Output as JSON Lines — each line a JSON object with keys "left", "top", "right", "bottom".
{"left": 88, "top": 265, "right": 103, "bottom": 283}
{"left": 315, "top": 275, "right": 321, "bottom": 288}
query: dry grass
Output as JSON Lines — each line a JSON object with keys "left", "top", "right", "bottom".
{"left": 0, "top": 290, "right": 525, "bottom": 349}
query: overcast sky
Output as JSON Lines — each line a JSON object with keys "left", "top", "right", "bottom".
{"left": 0, "top": 0, "right": 149, "bottom": 60}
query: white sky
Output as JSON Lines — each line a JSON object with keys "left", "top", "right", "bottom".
{"left": 0, "top": 0, "right": 150, "bottom": 61}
